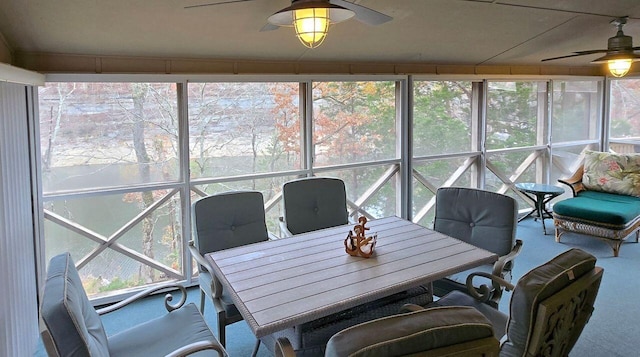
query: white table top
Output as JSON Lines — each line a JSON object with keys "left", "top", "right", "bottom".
{"left": 205, "top": 216, "right": 497, "bottom": 338}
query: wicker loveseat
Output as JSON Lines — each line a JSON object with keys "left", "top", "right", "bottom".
{"left": 553, "top": 150, "right": 640, "bottom": 257}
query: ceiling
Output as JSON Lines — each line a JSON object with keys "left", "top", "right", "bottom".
{"left": 1, "top": 0, "right": 640, "bottom": 69}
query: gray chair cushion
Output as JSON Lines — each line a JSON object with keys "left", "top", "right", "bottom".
{"left": 40, "top": 252, "right": 110, "bottom": 357}
{"left": 283, "top": 177, "right": 349, "bottom": 235}
{"left": 434, "top": 187, "right": 517, "bottom": 256}
{"left": 41, "top": 253, "right": 225, "bottom": 357}
{"left": 108, "top": 303, "right": 220, "bottom": 357}
{"left": 434, "top": 290, "right": 509, "bottom": 339}
{"left": 192, "top": 191, "right": 269, "bottom": 257}
{"left": 324, "top": 306, "right": 496, "bottom": 357}
{"left": 501, "top": 248, "right": 596, "bottom": 357}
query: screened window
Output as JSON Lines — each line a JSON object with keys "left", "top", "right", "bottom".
{"left": 188, "top": 82, "right": 301, "bottom": 179}
{"left": 413, "top": 81, "right": 473, "bottom": 156}
{"left": 609, "top": 79, "right": 640, "bottom": 154}
{"left": 39, "top": 83, "right": 179, "bottom": 192}
{"left": 39, "top": 82, "right": 182, "bottom": 299}
{"left": 312, "top": 81, "right": 397, "bottom": 166}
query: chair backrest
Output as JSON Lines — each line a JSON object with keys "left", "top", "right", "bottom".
{"left": 434, "top": 187, "right": 517, "bottom": 256}
{"left": 39, "top": 252, "right": 110, "bottom": 357}
{"left": 324, "top": 306, "right": 499, "bottom": 357}
{"left": 192, "top": 191, "right": 269, "bottom": 256}
{"left": 502, "top": 248, "right": 603, "bottom": 357}
{"left": 282, "top": 177, "right": 349, "bottom": 235}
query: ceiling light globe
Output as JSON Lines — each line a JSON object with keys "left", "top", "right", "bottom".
{"left": 608, "top": 59, "right": 633, "bottom": 77}
{"left": 294, "top": 8, "right": 329, "bottom": 48}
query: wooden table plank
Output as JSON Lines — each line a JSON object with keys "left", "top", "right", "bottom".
{"left": 205, "top": 216, "right": 497, "bottom": 338}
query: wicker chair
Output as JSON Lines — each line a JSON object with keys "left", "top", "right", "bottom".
{"left": 553, "top": 164, "right": 640, "bottom": 257}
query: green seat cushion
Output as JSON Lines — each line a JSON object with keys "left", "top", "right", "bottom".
{"left": 553, "top": 191, "right": 640, "bottom": 226}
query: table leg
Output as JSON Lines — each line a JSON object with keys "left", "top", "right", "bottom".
{"left": 517, "top": 192, "right": 537, "bottom": 223}
{"left": 534, "top": 193, "right": 547, "bottom": 234}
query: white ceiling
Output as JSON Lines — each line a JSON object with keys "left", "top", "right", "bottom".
{"left": 1, "top": 0, "right": 640, "bottom": 68}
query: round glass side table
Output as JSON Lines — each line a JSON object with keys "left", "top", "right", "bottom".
{"left": 515, "top": 183, "right": 565, "bottom": 234}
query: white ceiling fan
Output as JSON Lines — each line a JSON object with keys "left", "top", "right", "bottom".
{"left": 185, "top": 0, "right": 393, "bottom": 48}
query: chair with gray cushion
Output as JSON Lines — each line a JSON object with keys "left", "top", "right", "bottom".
{"left": 275, "top": 306, "right": 500, "bottom": 357}
{"left": 280, "top": 177, "right": 349, "bottom": 237}
{"left": 189, "top": 191, "right": 270, "bottom": 350}
{"left": 432, "top": 187, "right": 523, "bottom": 307}
{"left": 39, "top": 252, "right": 226, "bottom": 357}
{"left": 425, "top": 248, "right": 603, "bottom": 357}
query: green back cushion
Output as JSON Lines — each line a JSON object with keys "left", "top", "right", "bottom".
{"left": 40, "top": 253, "right": 110, "bottom": 356}
{"left": 582, "top": 150, "right": 640, "bottom": 197}
{"left": 324, "top": 306, "right": 495, "bottom": 357}
{"left": 553, "top": 190, "right": 640, "bottom": 226}
{"left": 502, "top": 248, "right": 596, "bottom": 357}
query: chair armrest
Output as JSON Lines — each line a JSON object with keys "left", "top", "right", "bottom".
{"left": 275, "top": 337, "right": 297, "bottom": 357}
{"left": 491, "top": 239, "right": 523, "bottom": 277}
{"left": 473, "top": 240, "right": 521, "bottom": 306}
{"left": 558, "top": 164, "right": 585, "bottom": 196}
{"left": 188, "top": 240, "right": 223, "bottom": 299}
{"left": 165, "top": 340, "right": 226, "bottom": 357}
{"left": 465, "top": 271, "right": 515, "bottom": 305}
{"left": 279, "top": 216, "right": 294, "bottom": 238}
{"left": 96, "top": 284, "right": 187, "bottom": 315}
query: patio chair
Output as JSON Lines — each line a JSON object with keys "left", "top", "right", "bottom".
{"left": 274, "top": 248, "right": 603, "bottom": 357}
{"left": 39, "top": 252, "right": 226, "bottom": 357}
{"left": 189, "top": 191, "right": 270, "bottom": 351}
{"left": 432, "top": 187, "right": 523, "bottom": 308}
{"left": 275, "top": 306, "right": 500, "bottom": 357}
{"left": 425, "top": 248, "right": 603, "bottom": 356}
{"left": 279, "top": 177, "right": 349, "bottom": 237}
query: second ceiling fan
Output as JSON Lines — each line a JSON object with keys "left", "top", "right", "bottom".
{"left": 542, "top": 17, "right": 640, "bottom": 77}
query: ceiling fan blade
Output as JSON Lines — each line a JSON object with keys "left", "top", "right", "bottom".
{"left": 330, "top": 0, "right": 393, "bottom": 26}
{"left": 572, "top": 49, "right": 609, "bottom": 55}
{"left": 260, "top": 23, "right": 280, "bottom": 32}
{"left": 541, "top": 51, "right": 606, "bottom": 62}
{"left": 184, "top": 0, "right": 256, "bottom": 9}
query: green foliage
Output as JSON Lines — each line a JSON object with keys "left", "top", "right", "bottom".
{"left": 413, "top": 81, "right": 472, "bottom": 155}
{"left": 100, "top": 276, "right": 144, "bottom": 292}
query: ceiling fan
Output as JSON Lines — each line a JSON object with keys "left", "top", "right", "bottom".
{"left": 542, "top": 17, "right": 640, "bottom": 77}
{"left": 185, "top": 0, "right": 393, "bottom": 48}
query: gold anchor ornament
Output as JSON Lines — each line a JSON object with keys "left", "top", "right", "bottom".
{"left": 344, "top": 216, "right": 377, "bottom": 258}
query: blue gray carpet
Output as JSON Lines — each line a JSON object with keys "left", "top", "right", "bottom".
{"left": 34, "top": 218, "right": 640, "bottom": 356}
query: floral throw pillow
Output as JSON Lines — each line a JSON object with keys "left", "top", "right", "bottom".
{"left": 582, "top": 150, "right": 640, "bottom": 197}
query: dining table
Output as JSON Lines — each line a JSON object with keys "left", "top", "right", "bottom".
{"left": 204, "top": 215, "right": 498, "bottom": 339}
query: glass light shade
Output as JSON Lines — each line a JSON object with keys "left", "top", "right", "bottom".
{"left": 268, "top": 1, "right": 354, "bottom": 49}
{"left": 608, "top": 59, "right": 633, "bottom": 77}
{"left": 293, "top": 8, "right": 329, "bottom": 48}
